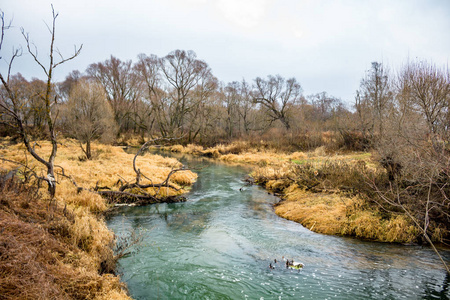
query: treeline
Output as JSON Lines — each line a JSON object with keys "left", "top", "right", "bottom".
{"left": 2, "top": 49, "right": 449, "bottom": 168}
{"left": 2, "top": 50, "right": 352, "bottom": 151}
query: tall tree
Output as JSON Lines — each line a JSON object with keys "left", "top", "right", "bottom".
{"left": 223, "top": 81, "right": 241, "bottom": 138}
{"left": 0, "top": 7, "right": 81, "bottom": 197}
{"left": 398, "top": 60, "right": 450, "bottom": 144}
{"left": 62, "top": 79, "right": 116, "bottom": 159}
{"left": 253, "top": 75, "right": 302, "bottom": 130}
{"left": 134, "top": 53, "right": 161, "bottom": 138}
{"left": 87, "top": 56, "right": 140, "bottom": 133}
{"left": 356, "top": 62, "right": 393, "bottom": 140}
{"left": 58, "top": 70, "right": 82, "bottom": 101}
{"left": 159, "top": 50, "right": 216, "bottom": 137}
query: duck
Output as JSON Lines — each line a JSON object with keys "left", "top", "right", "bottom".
{"left": 288, "top": 261, "right": 304, "bottom": 270}
{"left": 285, "top": 258, "right": 304, "bottom": 270}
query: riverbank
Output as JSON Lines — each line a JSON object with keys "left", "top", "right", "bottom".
{"left": 106, "top": 146, "right": 450, "bottom": 299}
{"left": 0, "top": 138, "right": 196, "bottom": 299}
{"left": 160, "top": 142, "right": 420, "bottom": 243}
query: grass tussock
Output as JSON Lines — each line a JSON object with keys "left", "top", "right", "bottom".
{"left": 274, "top": 187, "right": 418, "bottom": 243}
{"left": 163, "top": 143, "right": 204, "bottom": 154}
{"left": 0, "top": 179, "right": 130, "bottom": 300}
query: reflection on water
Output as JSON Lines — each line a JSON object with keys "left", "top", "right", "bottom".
{"left": 107, "top": 153, "right": 450, "bottom": 299}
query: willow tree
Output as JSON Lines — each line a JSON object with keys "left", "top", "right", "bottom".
{"left": 0, "top": 7, "right": 82, "bottom": 197}
{"left": 62, "top": 79, "right": 116, "bottom": 159}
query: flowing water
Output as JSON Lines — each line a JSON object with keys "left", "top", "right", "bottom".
{"left": 106, "top": 153, "right": 450, "bottom": 299}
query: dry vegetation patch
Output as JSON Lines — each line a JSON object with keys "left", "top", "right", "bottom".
{"left": 1, "top": 139, "right": 197, "bottom": 205}
{"left": 161, "top": 142, "right": 373, "bottom": 169}
{"left": 275, "top": 188, "right": 417, "bottom": 243}
{"left": 0, "top": 138, "right": 198, "bottom": 299}
{"left": 0, "top": 180, "right": 130, "bottom": 300}
{"left": 251, "top": 153, "right": 420, "bottom": 243}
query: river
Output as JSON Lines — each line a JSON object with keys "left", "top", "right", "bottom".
{"left": 106, "top": 152, "right": 450, "bottom": 299}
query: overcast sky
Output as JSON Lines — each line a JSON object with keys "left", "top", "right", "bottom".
{"left": 1, "top": 0, "right": 449, "bottom": 104}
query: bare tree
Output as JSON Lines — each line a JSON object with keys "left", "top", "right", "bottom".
{"left": 222, "top": 79, "right": 259, "bottom": 138}
{"left": 356, "top": 62, "right": 393, "bottom": 140}
{"left": 253, "top": 75, "right": 302, "bottom": 130}
{"left": 159, "top": 50, "right": 217, "bottom": 138}
{"left": 62, "top": 79, "right": 117, "bottom": 159}
{"left": 307, "top": 92, "right": 344, "bottom": 123}
{"left": 0, "top": 7, "right": 82, "bottom": 197}
{"left": 87, "top": 56, "right": 140, "bottom": 133}
{"left": 58, "top": 69, "right": 82, "bottom": 101}
{"left": 361, "top": 60, "right": 450, "bottom": 271}
{"left": 398, "top": 60, "right": 450, "bottom": 150}
{"left": 237, "top": 79, "right": 258, "bottom": 134}
{"left": 185, "top": 64, "right": 218, "bottom": 142}
{"left": 223, "top": 81, "right": 241, "bottom": 138}
{"left": 134, "top": 53, "right": 162, "bottom": 138}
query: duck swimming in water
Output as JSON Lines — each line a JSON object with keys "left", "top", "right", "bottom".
{"left": 287, "top": 260, "right": 304, "bottom": 270}
{"left": 284, "top": 258, "right": 304, "bottom": 270}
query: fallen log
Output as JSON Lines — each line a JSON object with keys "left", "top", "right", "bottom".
{"left": 97, "top": 190, "right": 187, "bottom": 206}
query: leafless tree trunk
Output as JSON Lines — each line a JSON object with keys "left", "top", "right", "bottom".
{"left": 0, "top": 6, "right": 82, "bottom": 197}
{"left": 356, "top": 62, "right": 393, "bottom": 141}
{"left": 398, "top": 61, "right": 450, "bottom": 152}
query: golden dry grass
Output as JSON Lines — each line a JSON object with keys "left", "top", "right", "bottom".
{"left": 163, "top": 143, "right": 204, "bottom": 154}
{"left": 161, "top": 142, "right": 373, "bottom": 171}
{"left": 1, "top": 139, "right": 197, "bottom": 209}
{"left": 274, "top": 185, "right": 417, "bottom": 243}
{"left": 0, "top": 180, "right": 130, "bottom": 300}
{"left": 247, "top": 150, "right": 417, "bottom": 243}
{"left": 0, "top": 138, "right": 198, "bottom": 299}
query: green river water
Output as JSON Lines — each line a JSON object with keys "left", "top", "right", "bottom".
{"left": 106, "top": 153, "right": 450, "bottom": 299}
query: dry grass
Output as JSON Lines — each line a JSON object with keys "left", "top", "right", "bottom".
{"left": 163, "top": 143, "right": 204, "bottom": 154}
{"left": 0, "top": 179, "right": 130, "bottom": 300}
{"left": 0, "top": 138, "right": 198, "bottom": 299}
{"left": 250, "top": 153, "right": 419, "bottom": 243}
{"left": 116, "top": 134, "right": 144, "bottom": 147}
{"left": 275, "top": 187, "right": 417, "bottom": 243}
{"left": 1, "top": 139, "right": 197, "bottom": 208}
{"left": 161, "top": 142, "right": 373, "bottom": 171}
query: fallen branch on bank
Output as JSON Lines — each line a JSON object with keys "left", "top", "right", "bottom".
{"left": 2, "top": 137, "right": 193, "bottom": 206}
{"left": 96, "top": 190, "right": 186, "bottom": 206}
